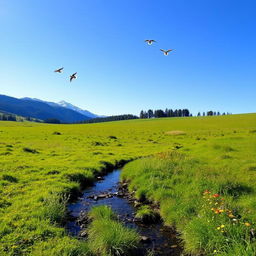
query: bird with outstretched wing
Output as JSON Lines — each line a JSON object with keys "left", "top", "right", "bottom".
{"left": 160, "top": 49, "right": 174, "bottom": 56}
{"left": 145, "top": 39, "right": 156, "bottom": 45}
{"left": 70, "top": 72, "right": 77, "bottom": 82}
{"left": 54, "top": 67, "right": 64, "bottom": 73}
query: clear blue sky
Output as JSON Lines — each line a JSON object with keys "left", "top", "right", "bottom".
{"left": 0, "top": 0, "right": 255, "bottom": 116}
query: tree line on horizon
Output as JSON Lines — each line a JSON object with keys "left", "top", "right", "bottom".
{"left": 0, "top": 111, "right": 42, "bottom": 122}
{"left": 80, "top": 114, "right": 139, "bottom": 124}
{"left": 0, "top": 113, "right": 17, "bottom": 121}
{"left": 197, "top": 111, "right": 231, "bottom": 116}
{"left": 140, "top": 109, "right": 191, "bottom": 118}
{"left": 139, "top": 109, "right": 231, "bottom": 119}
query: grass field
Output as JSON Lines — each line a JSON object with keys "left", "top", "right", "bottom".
{"left": 0, "top": 113, "right": 255, "bottom": 255}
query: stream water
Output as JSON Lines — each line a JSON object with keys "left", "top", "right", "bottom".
{"left": 66, "top": 169, "right": 183, "bottom": 256}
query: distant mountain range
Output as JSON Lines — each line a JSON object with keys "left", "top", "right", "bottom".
{"left": 0, "top": 95, "right": 99, "bottom": 123}
{"left": 22, "top": 98, "right": 98, "bottom": 118}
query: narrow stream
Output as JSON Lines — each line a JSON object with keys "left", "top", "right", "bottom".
{"left": 66, "top": 169, "right": 183, "bottom": 256}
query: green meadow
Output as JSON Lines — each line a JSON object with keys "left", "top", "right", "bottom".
{"left": 0, "top": 113, "right": 256, "bottom": 255}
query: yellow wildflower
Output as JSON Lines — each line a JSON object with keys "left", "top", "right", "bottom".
{"left": 244, "top": 222, "right": 251, "bottom": 227}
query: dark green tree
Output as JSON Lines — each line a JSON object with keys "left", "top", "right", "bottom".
{"left": 140, "top": 110, "right": 145, "bottom": 119}
{"left": 148, "top": 109, "right": 154, "bottom": 118}
{"left": 154, "top": 109, "right": 165, "bottom": 118}
{"left": 183, "top": 109, "right": 190, "bottom": 117}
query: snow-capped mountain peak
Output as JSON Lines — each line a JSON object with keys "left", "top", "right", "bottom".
{"left": 21, "top": 98, "right": 99, "bottom": 119}
{"left": 57, "top": 101, "right": 98, "bottom": 118}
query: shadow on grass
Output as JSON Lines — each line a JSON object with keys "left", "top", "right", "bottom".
{"left": 220, "top": 182, "right": 253, "bottom": 198}
{"left": 2, "top": 174, "right": 18, "bottom": 183}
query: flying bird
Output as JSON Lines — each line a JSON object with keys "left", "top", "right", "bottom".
{"left": 70, "top": 72, "right": 77, "bottom": 82}
{"left": 54, "top": 67, "right": 64, "bottom": 73}
{"left": 145, "top": 39, "right": 156, "bottom": 45}
{"left": 160, "top": 49, "right": 174, "bottom": 56}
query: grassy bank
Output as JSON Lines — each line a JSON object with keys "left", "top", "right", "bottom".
{"left": 0, "top": 113, "right": 255, "bottom": 255}
{"left": 121, "top": 130, "right": 256, "bottom": 255}
{"left": 87, "top": 206, "right": 139, "bottom": 255}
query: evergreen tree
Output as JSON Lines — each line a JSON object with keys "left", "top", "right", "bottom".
{"left": 140, "top": 110, "right": 144, "bottom": 119}
{"left": 165, "top": 108, "right": 169, "bottom": 117}
{"left": 148, "top": 109, "right": 154, "bottom": 118}
{"left": 183, "top": 109, "right": 190, "bottom": 117}
{"left": 154, "top": 109, "right": 165, "bottom": 118}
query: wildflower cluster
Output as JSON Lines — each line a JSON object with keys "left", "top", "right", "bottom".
{"left": 202, "top": 190, "right": 255, "bottom": 254}
{"left": 202, "top": 190, "right": 253, "bottom": 230}
{"left": 203, "top": 190, "right": 225, "bottom": 214}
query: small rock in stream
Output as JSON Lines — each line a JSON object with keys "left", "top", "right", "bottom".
{"left": 134, "top": 201, "right": 141, "bottom": 207}
{"left": 140, "top": 236, "right": 151, "bottom": 243}
{"left": 79, "top": 231, "right": 88, "bottom": 238}
{"left": 122, "top": 182, "right": 128, "bottom": 188}
{"left": 97, "top": 194, "right": 107, "bottom": 199}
